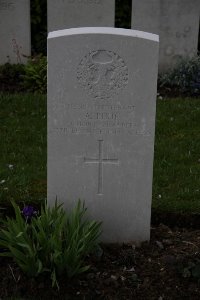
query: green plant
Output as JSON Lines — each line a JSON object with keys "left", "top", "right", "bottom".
{"left": 158, "top": 55, "right": 200, "bottom": 96}
{"left": 0, "top": 200, "right": 101, "bottom": 289}
{"left": 23, "top": 56, "right": 47, "bottom": 94}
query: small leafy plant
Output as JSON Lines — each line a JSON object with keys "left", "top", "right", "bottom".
{"left": 0, "top": 200, "right": 101, "bottom": 288}
{"left": 23, "top": 55, "right": 47, "bottom": 94}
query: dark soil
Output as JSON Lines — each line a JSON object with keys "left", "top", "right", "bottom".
{"left": 0, "top": 64, "right": 26, "bottom": 93}
{"left": 1, "top": 223, "right": 200, "bottom": 299}
{"left": 151, "top": 210, "right": 200, "bottom": 229}
{"left": 158, "top": 86, "right": 200, "bottom": 98}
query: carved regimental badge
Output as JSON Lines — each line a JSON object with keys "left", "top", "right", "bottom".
{"left": 77, "top": 50, "right": 128, "bottom": 100}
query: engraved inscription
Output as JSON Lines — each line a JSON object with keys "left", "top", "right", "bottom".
{"left": 52, "top": 102, "right": 139, "bottom": 136}
{"left": 0, "top": 1, "right": 14, "bottom": 10}
{"left": 84, "top": 140, "right": 119, "bottom": 195}
{"left": 68, "top": 0, "right": 102, "bottom": 3}
{"left": 53, "top": 103, "right": 135, "bottom": 111}
{"left": 77, "top": 50, "right": 128, "bottom": 100}
{"left": 51, "top": 102, "right": 151, "bottom": 136}
{"left": 51, "top": 102, "right": 150, "bottom": 136}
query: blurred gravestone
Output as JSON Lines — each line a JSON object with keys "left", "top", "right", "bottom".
{"left": 48, "top": 0, "right": 115, "bottom": 32}
{"left": 132, "top": 0, "right": 200, "bottom": 72}
{"left": 48, "top": 27, "right": 159, "bottom": 242}
{"left": 0, "top": 0, "right": 31, "bottom": 64}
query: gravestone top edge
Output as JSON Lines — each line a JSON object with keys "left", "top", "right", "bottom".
{"left": 48, "top": 27, "right": 159, "bottom": 42}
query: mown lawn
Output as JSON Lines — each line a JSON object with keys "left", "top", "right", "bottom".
{"left": 153, "top": 97, "right": 200, "bottom": 213}
{"left": 0, "top": 93, "right": 46, "bottom": 208}
{"left": 0, "top": 93, "right": 200, "bottom": 213}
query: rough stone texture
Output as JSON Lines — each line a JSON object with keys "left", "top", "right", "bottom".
{"left": 47, "top": 27, "right": 159, "bottom": 242}
{"left": 0, "top": 0, "right": 31, "bottom": 64}
{"left": 47, "top": 0, "right": 115, "bottom": 32}
{"left": 132, "top": 0, "right": 200, "bottom": 72}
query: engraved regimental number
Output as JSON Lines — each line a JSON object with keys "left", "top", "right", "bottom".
{"left": 77, "top": 50, "right": 128, "bottom": 100}
{"left": 84, "top": 140, "right": 119, "bottom": 195}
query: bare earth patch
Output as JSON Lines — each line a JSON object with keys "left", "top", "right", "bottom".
{"left": 1, "top": 224, "right": 200, "bottom": 299}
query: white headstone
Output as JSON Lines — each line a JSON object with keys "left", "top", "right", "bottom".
{"left": 0, "top": 0, "right": 31, "bottom": 64}
{"left": 48, "top": 27, "right": 159, "bottom": 243}
{"left": 132, "top": 0, "right": 200, "bottom": 72}
{"left": 48, "top": 0, "right": 115, "bottom": 32}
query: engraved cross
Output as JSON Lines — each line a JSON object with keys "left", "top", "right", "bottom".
{"left": 84, "top": 140, "right": 119, "bottom": 195}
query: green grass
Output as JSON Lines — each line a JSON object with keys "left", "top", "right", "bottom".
{"left": 0, "top": 93, "right": 46, "bottom": 208}
{"left": 0, "top": 93, "right": 200, "bottom": 214}
{"left": 153, "top": 98, "right": 200, "bottom": 213}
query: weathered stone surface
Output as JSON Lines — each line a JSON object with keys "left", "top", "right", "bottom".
{"left": 48, "top": 27, "right": 159, "bottom": 242}
{"left": 48, "top": 0, "right": 115, "bottom": 32}
{"left": 132, "top": 0, "right": 200, "bottom": 72}
{"left": 0, "top": 0, "right": 31, "bottom": 64}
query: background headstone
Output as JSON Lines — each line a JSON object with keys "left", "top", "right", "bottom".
{"left": 132, "top": 0, "right": 200, "bottom": 72}
{"left": 0, "top": 0, "right": 31, "bottom": 64}
{"left": 48, "top": 27, "right": 159, "bottom": 242}
{"left": 48, "top": 0, "right": 115, "bottom": 32}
